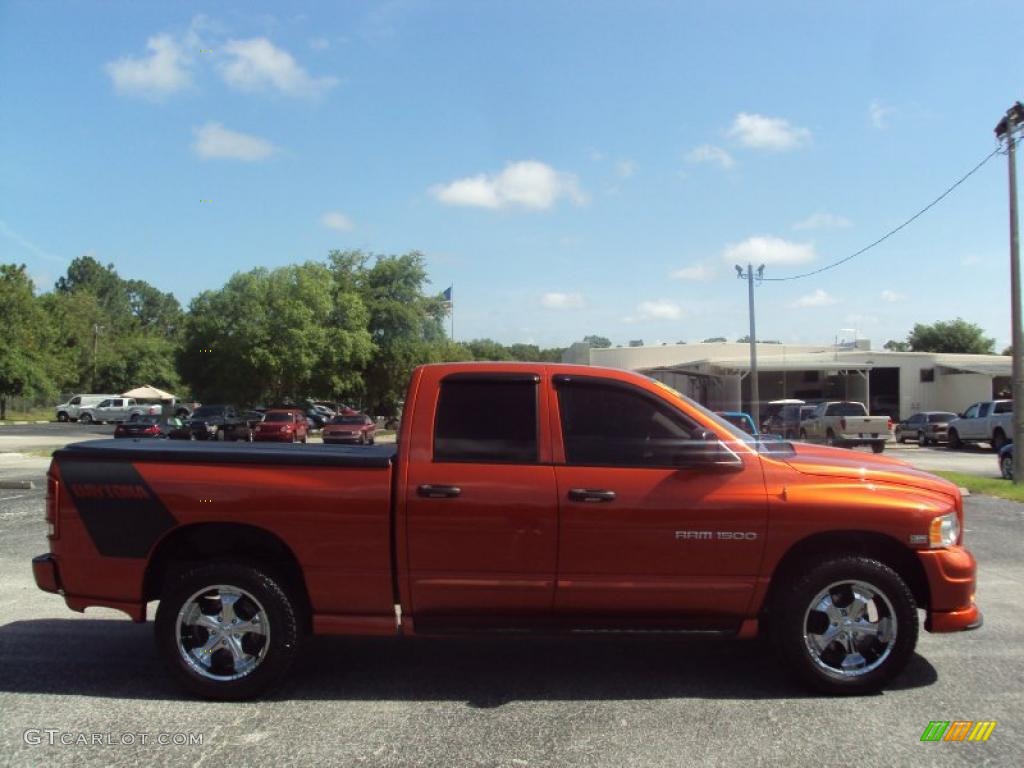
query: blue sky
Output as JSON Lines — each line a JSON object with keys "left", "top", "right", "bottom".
{"left": 1, "top": 1, "right": 1021, "bottom": 350}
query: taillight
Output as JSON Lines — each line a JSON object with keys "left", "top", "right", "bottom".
{"left": 887, "top": 417, "right": 893, "bottom": 431}
{"left": 144, "top": 425, "right": 160, "bottom": 435}
{"left": 45, "top": 472, "right": 59, "bottom": 539}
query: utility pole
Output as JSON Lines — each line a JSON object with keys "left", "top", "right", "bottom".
{"left": 92, "top": 323, "right": 102, "bottom": 391}
{"left": 995, "top": 102, "right": 1024, "bottom": 484}
{"left": 735, "top": 263, "right": 765, "bottom": 427}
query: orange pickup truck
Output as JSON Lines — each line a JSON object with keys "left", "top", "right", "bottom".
{"left": 32, "top": 363, "right": 980, "bottom": 699}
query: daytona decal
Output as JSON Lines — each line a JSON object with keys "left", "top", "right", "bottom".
{"left": 58, "top": 460, "right": 177, "bottom": 558}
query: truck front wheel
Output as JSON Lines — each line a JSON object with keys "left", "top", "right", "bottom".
{"left": 771, "top": 556, "right": 918, "bottom": 695}
{"left": 871, "top": 442, "right": 885, "bottom": 454}
{"left": 155, "top": 562, "right": 301, "bottom": 700}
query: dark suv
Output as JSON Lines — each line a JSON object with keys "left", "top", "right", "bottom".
{"left": 187, "top": 405, "right": 250, "bottom": 441}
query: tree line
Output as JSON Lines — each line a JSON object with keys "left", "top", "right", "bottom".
{"left": 0, "top": 251, "right": 565, "bottom": 419}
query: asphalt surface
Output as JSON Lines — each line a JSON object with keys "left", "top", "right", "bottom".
{"left": 0, "top": 430, "right": 1021, "bottom": 767}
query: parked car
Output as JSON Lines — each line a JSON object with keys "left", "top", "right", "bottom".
{"left": 895, "top": 411, "right": 959, "bottom": 446}
{"left": 947, "top": 400, "right": 1013, "bottom": 451}
{"left": 79, "top": 398, "right": 162, "bottom": 424}
{"left": 253, "top": 409, "right": 308, "bottom": 443}
{"left": 322, "top": 413, "right": 377, "bottom": 445}
{"left": 799, "top": 401, "right": 892, "bottom": 453}
{"left": 715, "top": 411, "right": 757, "bottom": 435}
{"left": 765, "top": 403, "right": 816, "bottom": 439}
{"left": 999, "top": 442, "right": 1014, "bottom": 480}
{"left": 54, "top": 394, "right": 118, "bottom": 423}
{"left": 114, "top": 415, "right": 191, "bottom": 440}
{"left": 760, "top": 398, "right": 804, "bottom": 433}
{"left": 187, "top": 405, "right": 250, "bottom": 441}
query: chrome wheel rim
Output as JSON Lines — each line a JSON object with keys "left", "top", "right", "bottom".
{"left": 175, "top": 584, "right": 270, "bottom": 681}
{"left": 802, "top": 579, "right": 896, "bottom": 677}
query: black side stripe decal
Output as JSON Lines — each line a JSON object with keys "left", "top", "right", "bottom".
{"left": 58, "top": 460, "right": 177, "bottom": 558}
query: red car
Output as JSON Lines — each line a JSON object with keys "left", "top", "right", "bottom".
{"left": 252, "top": 409, "right": 308, "bottom": 443}
{"left": 322, "top": 414, "right": 376, "bottom": 445}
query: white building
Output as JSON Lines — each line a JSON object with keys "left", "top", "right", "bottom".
{"left": 562, "top": 341, "right": 1012, "bottom": 420}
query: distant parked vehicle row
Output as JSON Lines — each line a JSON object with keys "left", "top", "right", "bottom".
{"left": 79, "top": 397, "right": 163, "bottom": 424}
{"left": 254, "top": 409, "right": 309, "bottom": 443}
{"left": 798, "top": 401, "right": 892, "bottom": 453}
{"left": 323, "top": 413, "right": 377, "bottom": 444}
{"left": 895, "top": 412, "right": 959, "bottom": 446}
{"left": 947, "top": 400, "right": 1012, "bottom": 451}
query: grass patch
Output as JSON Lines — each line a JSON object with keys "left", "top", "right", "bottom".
{"left": 0, "top": 408, "right": 53, "bottom": 423}
{"left": 23, "top": 449, "right": 57, "bottom": 459}
{"left": 933, "top": 471, "right": 1024, "bottom": 503}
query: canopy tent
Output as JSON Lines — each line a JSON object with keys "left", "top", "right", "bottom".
{"left": 121, "top": 385, "right": 176, "bottom": 400}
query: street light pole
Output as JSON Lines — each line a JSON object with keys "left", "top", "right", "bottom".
{"left": 995, "top": 101, "right": 1023, "bottom": 484}
{"left": 736, "top": 263, "right": 765, "bottom": 427}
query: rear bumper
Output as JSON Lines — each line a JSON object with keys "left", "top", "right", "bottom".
{"left": 32, "top": 553, "right": 62, "bottom": 594}
{"left": 917, "top": 545, "right": 981, "bottom": 633}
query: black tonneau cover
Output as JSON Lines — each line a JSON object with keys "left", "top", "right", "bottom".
{"left": 56, "top": 439, "right": 396, "bottom": 468}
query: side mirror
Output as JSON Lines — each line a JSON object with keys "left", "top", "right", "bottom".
{"left": 671, "top": 438, "right": 743, "bottom": 472}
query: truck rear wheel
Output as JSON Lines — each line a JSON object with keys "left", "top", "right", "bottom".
{"left": 871, "top": 442, "right": 885, "bottom": 454}
{"left": 948, "top": 429, "right": 961, "bottom": 449}
{"left": 771, "top": 556, "right": 917, "bottom": 695}
{"left": 155, "top": 562, "right": 300, "bottom": 700}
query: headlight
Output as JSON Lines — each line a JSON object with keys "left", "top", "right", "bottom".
{"left": 929, "top": 511, "right": 960, "bottom": 548}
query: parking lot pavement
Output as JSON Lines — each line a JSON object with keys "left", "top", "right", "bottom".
{"left": 886, "top": 442, "right": 1002, "bottom": 478}
{"left": 1, "top": 456, "right": 1021, "bottom": 767}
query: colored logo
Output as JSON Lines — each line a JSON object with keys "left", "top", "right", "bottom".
{"left": 920, "top": 721, "right": 996, "bottom": 742}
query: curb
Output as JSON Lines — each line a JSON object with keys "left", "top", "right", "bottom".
{"left": 0, "top": 421, "right": 52, "bottom": 426}
{"left": 0, "top": 480, "right": 34, "bottom": 490}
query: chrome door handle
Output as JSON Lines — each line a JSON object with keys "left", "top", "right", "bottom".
{"left": 417, "top": 484, "right": 462, "bottom": 499}
{"left": 568, "top": 488, "right": 616, "bottom": 503}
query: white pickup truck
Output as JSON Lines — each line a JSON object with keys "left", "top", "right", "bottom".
{"left": 798, "top": 401, "right": 892, "bottom": 453}
{"left": 947, "top": 400, "right": 1013, "bottom": 451}
{"left": 78, "top": 397, "right": 162, "bottom": 424}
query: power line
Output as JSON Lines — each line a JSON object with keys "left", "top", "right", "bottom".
{"left": 762, "top": 140, "right": 1016, "bottom": 282}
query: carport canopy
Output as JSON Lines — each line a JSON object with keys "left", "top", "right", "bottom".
{"left": 121, "top": 385, "right": 176, "bottom": 400}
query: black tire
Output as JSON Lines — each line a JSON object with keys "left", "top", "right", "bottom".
{"left": 825, "top": 429, "right": 837, "bottom": 447}
{"left": 871, "top": 442, "right": 885, "bottom": 454}
{"left": 80, "top": 413, "right": 93, "bottom": 424}
{"left": 897, "top": 433, "right": 905, "bottom": 444}
{"left": 948, "top": 429, "right": 961, "bottom": 449}
{"left": 991, "top": 430, "right": 1007, "bottom": 453}
{"left": 1002, "top": 455, "right": 1014, "bottom": 480}
{"left": 57, "top": 411, "right": 69, "bottom": 422}
{"left": 154, "top": 562, "right": 301, "bottom": 700}
{"left": 917, "top": 431, "right": 927, "bottom": 448}
{"left": 771, "top": 556, "right": 918, "bottom": 695}
{"left": 368, "top": 436, "right": 375, "bottom": 445}
{"left": 799, "top": 429, "right": 808, "bottom": 441}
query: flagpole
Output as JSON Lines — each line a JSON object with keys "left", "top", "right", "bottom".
{"left": 450, "top": 283, "right": 454, "bottom": 341}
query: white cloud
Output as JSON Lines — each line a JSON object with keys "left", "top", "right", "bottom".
{"left": 671, "top": 264, "right": 714, "bottom": 281}
{"left": 686, "top": 144, "right": 735, "bottom": 169}
{"left": 616, "top": 160, "right": 636, "bottom": 178}
{"left": 321, "top": 211, "right": 354, "bottom": 231}
{"left": 869, "top": 99, "right": 896, "bottom": 129}
{"left": 430, "top": 161, "right": 586, "bottom": 211}
{"left": 880, "top": 289, "right": 904, "bottom": 303}
{"left": 728, "top": 112, "right": 811, "bottom": 151}
{"left": 793, "top": 212, "right": 851, "bottom": 231}
{"left": 192, "top": 122, "right": 276, "bottom": 161}
{"left": 721, "top": 236, "right": 816, "bottom": 266}
{"left": 541, "top": 292, "right": 585, "bottom": 309}
{"left": 636, "top": 300, "right": 684, "bottom": 320}
{"left": 105, "top": 34, "right": 191, "bottom": 99}
{"left": 220, "top": 37, "right": 338, "bottom": 97}
{"left": 791, "top": 289, "right": 838, "bottom": 308}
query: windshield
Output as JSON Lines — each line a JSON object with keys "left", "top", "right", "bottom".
{"left": 191, "top": 406, "right": 224, "bottom": 418}
{"left": 330, "top": 416, "right": 365, "bottom": 424}
{"left": 264, "top": 412, "right": 294, "bottom": 422}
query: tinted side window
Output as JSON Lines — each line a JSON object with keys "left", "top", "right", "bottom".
{"left": 434, "top": 379, "right": 538, "bottom": 463}
{"left": 557, "top": 381, "right": 699, "bottom": 467}
{"left": 994, "top": 401, "right": 1012, "bottom": 414}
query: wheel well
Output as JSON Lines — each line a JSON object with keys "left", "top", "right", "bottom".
{"left": 993, "top": 427, "right": 1006, "bottom": 439}
{"left": 144, "top": 523, "right": 312, "bottom": 630}
{"left": 762, "top": 531, "right": 930, "bottom": 617}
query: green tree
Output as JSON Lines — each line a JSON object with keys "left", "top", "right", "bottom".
{"left": 702, "top": 336, "right": 727, "bottom": 343}
{"left": 180, "top": 262, "right": 372, "bottom": 405}
{"left": 884, "top": 339, "right": 910, "bottom": 352}
{"left": 582, "top": 335, "right": 612, "bottom": 348}
{"left": 1003, "top": 345, "right": 1013, "bottom": 356}
{"left": 0, "top": 265, "right": 56, "bottom": 419}
{"left": 464, "top": 338, "right": 514, "bottom": 361}
{"left": 906, "top": 318, "right": 995, "bottom": 354}
{"left": 331, "top": 251, "right": 448, "bottom": 416}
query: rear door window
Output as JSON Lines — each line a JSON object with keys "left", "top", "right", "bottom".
{"left": 433, "top": 377, "right": 538, "bottom": 463}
